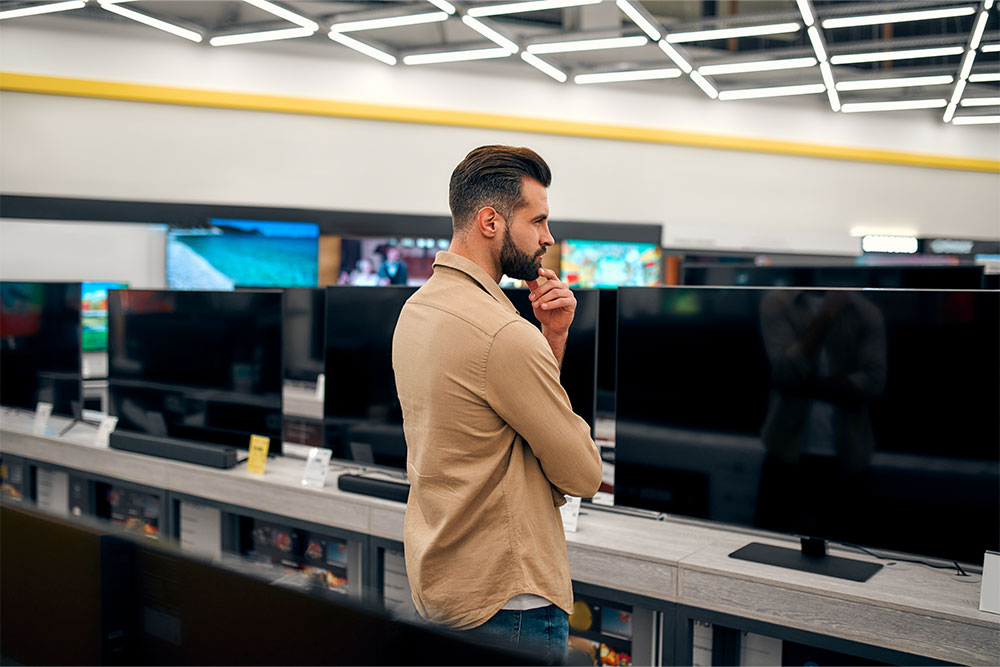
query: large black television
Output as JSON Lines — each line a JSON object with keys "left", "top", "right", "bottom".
{"left": 108, "top": 290, "right": 283, "bottom": 454}
{"left": 324, "top": 286, "right": 416, "bottom": 469}
{"left": 615, "top": 287, "right": 999, "bottom": 574}
{"left": 504, "top": 287, "right": 599, "bottom": 436}
{"left": 682, "top": 265, "right": 986, "bottom": 289}
{"left": 284, "top": 287, "right": 326, "bottom": 383}
{"left": 0, "top": 281, "right": 82, "bottom": 417}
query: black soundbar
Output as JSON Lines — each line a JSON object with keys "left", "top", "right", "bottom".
{"left": 109, "top": 431, "right": 239, "bottom": 469}
{"left": 337, "top": 474, "right": 410, "bottom": 503}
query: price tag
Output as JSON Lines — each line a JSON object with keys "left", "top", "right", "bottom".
{"left": 981, "top": 551, "right": 1000, "bottom": 615}
{"left": 300, "top": 447, "right": 332, "bottom": 489}
{"left": 94, "top": 415, "right": 119, "bottom": 447}
{"left": 560, "top": 496, "right": 582, "bottom": 533}
{"left": 315, "top": 373, "right": 326, "bottom": 401}
{"left": 33, "top": 402, "right": 53, "bottom": 435}
{"left": 246, "top": 435, "right": 270, "bottom": 475}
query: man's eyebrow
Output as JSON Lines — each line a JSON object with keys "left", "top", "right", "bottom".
{"left": 532, "top": 213, "right": 548, "bottom": 222}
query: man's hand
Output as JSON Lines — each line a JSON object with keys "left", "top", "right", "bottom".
{"left": 526, "top": 268, "right": 576, "bottom": 336}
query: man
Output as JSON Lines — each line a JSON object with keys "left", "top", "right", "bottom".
{"left": 378, "top": 245, "right": 409, "bottom": 285}
{"left": 392, "top": 145, "right": 602, "bottom": 661}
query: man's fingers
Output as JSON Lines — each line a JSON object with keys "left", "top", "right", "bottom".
{"left": 535, "top": 296, "right": 575, "bottom": 311}
{"left": 525, "top": 279, "right": 539, "bottom": 291}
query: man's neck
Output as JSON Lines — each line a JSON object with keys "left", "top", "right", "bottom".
{"left": 448, "top": 241, "right": 502, "bottom": 283}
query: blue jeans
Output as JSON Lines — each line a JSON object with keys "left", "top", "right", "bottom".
{"left": 473, "top": 604, "right": 569, "bottom": 664}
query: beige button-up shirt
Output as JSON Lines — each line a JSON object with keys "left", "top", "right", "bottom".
{"left": 392, "top": 251, "right": 602, "bottom": 629}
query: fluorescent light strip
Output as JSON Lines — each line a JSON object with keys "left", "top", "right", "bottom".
{"left": 970, "top": 11, "right": 989, "bottom": 50}
{"left": 330, "top": 11, "right": 447, "bottom": 33}
{"left": 807, "top": 26, "right": 826, "bottom": 61}
{"left": 795, "top": 0, "right": 814, "bottom": 27}
{"left": 820, "top": 61, "right": 841, "bottom": 111}
{"left": 987, "top": 0, "right": 995, "bottom": 10}
{"left": 575, "top": 68, "right": 681, "bottom": 84}
{"left": 835, "top": 75, "right": 954, "bottom": 91}
{"left": 824, "top": 7, "right": 976, "bottom": 30}
{"left": 952, "top": 115, "right": 1000, "bottom": 124}
{"left": 99, "top": 2, "right": 202, "bottom": 42}
{"left": 404, "top": 47, "right": 510, "bottom": 65}
{"left": 719, "top": 83, "right": 826, "bottom": 100}
{"left": 862, "top": 235, "right": 918, "bottom": 254}
{"left": 327, "top": 31, "right": 397, "bottom": 65}
{"left": 689, "top": 71, "right": 718, "bottom": 98}
{"left": 970, "top": 72, "right": 1000, "bottom": 82}
{"left": 943, "top": 103, "right": 957, "bottom": 123}
{"left": 242, "top": 0, "right": 318, "bottom": 31}
{"left": 698, "top": 57, "right": 816, "bottom": 76}
{"left": 959, "top": 50, "right": 977, "bottom": 80}
{"left": 0, "top": 0, "right": 85, "bottom": 20}
{"left": 527, "top": 35, "right": 647, "bottom": 54}
{"left": 657, "top": 40, "right": 692, "bottom": 73}
{"left": 841, "top": 99, "right": 948, "bottom": 113}
{"left": 520, "top": 52, "right": 567, "bottom": 82}
{"left": 425, "top": 0, "right": 457, "bottom": 14}
{"left": 468, "top": 0, "right": 601, "bottom": 18}
{"left": 616, "top": 0, "right": 660, "bottom": 40}
{"left": 981, "top": 44, "right": 1000, "bottom": 52}
{"left": 462, "top": 16, "right": 519, "bottom": 53}
{"left": 951, "top": 78, "right": 968, "bottom": 105}
{"left": 667, "top": 23, "right": 800, "bottom": 43}
{"left": 960, "top": 97, "right": 1000, "bottom": 107}
{"left": 210, "top": 26, "right": 314, "bottom": 46}
{"left": 830, "top": 46, "right": 964, "bottom": 64}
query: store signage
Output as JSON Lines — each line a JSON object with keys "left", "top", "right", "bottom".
{"left": 301, "top": 447, "right": 332, "bottom": 489}
{"left": 33, "top": 402, "right": 53, "bottom": 435}
{"left": 246, "top": 434, "right": 270, "bottom": 475}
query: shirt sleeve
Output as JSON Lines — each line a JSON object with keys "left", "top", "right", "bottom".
{"left": 484, "top": 320, "right": 603, "bottom": 498}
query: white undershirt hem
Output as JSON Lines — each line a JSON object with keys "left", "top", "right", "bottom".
{"left": 501, "top": 594, "right": 552, "bottom": 611}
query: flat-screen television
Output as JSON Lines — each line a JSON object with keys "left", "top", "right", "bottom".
{"left": 682, "top": 265, "right": 986, "bottom": 289}
{"left": 283, "top": 288, "right": 326, "bottom": 383}
{"left": 0, "top": 281, "right": 82, "bottom": 417}
{"left": 337, "top": 237, "right": 447, "bottom": 287}
{"left": 561, "top": 239, "right": 661, "bottom": 288}
{"left": 167, "top": 219, "right": 319, "bottom": 290}
{"left": 504, "top": 288, "right": 598, "bottom": 435}
{"left": 81, "top": 281, "right": 127, "bottom": 352}
{"left": 615, "top": 287, "right": 999, "bottom": 566}
{"left": 108, "top": 290, "right": 283, "bottom": 453}
{"left": 324, "top": 286, "right": 417, "bottom": 469}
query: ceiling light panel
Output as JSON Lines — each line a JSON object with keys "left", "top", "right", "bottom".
{"left": 822, "top": 7, "right": 977, "bottom": 30}
{"left": 424, "top": 0, "right": 457, "bottom": 14}
{"left": 819, "top": 61, "right": 841, "bottom": 111}
{"left": 835, "top": 75, "right": 955, "bottom": 91}
{"left": 960, "top": 97, "right": 1000, "bottom": 106}
{"left": 951, "top": 115, "right": 1000, "bottom": 124}
{"left": 795, "top": 0, "right": 815, "bottom": 27}
{"left": 242, "top": 0, "right": 318, "bottom": 31}
{"left": 468, "top": 0, "right": 602, "bottom": 17}
{"left": 520, "top": 52, "right": 567, "bottom": 82}
{"left": 404, "top": 47, "right": 511, "bottom": 65}
{"left": 718, "top": 83, "right": 826, "bottom": 100}
{"left": 689, "top": 71, "right": 719, "bottom": 98}
{"left": 462, "top": 16, "right": 519, "bottom": 53}
{"left": 330, "top": 12, "right": 449, "bottom": 33}
{"left": 830, "top": 46, "right": 965, "bottom": 64}
{"left": 616, "top": 0, "right": 660, "bottom": 41}
{"left": 211, "top": 26, "right": 313, "bottom": 47}
{"left": 982, "top": 44, "right": 1000, "bottom": 53}
{"left": 969, "top": 72, "right": 1000, "bottom": 82}
{"left": 667, "top": 23, "right": 801, "bottom": 43}
{"left": 0, "top": 0, "right": 85, "bottom": 20}
{"left": 698, "top": 57, "right": 817, "bottom": 76}
{"left": 575, "top": 68, "right": 681, "bottom": 84}
{"left": 657, "top": 40, "right": 692, "bottom": 73}
{"left": 842, "top": 99, "right": 948, "bottom": 113}
{"left": 327, "top": 31, "right": 397, "bottom": 65}
{"left": 99, "top": 1, "right": 202, "bottom": 42}
{"left": 527, "top": 35, "right": 648, "bottom": 54}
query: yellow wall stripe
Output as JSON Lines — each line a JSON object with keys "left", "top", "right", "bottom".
{"left": 2, "top": 71, "right": 998, "bottom": 174}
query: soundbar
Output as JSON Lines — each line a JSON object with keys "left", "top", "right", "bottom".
{"left": 109, "top": 431, "right": 239, "bottom": 469}
{"left": 337, "top": 474, "right": 410, "bottom": 503}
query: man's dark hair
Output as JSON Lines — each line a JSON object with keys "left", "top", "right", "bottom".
{"left": 449, "top": 145, "right": 551, "bottom": 234}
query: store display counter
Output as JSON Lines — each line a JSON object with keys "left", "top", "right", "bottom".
{"left": 1, "top": 411, "right": 996, "bottom": 666}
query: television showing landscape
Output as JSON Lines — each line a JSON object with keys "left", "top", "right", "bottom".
{"left": 560, "top": 239, "right": 662, "bottom": 288}
{"left": 81, "top": 282, "right": 127, "bottom": 352}
{"left": 167, "top": 219, "right": 319, "bottom": 290}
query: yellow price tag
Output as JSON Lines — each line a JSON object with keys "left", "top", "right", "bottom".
{"left": 247, "top": 435, "right": 270, "bottom": 475}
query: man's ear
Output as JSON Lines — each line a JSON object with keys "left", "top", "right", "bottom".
{"left": 475, "top": 206, "right": 500, "bottom": 240}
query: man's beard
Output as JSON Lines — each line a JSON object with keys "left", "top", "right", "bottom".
{"left": 499, "top": 226, "right": 544, "bottom": 281}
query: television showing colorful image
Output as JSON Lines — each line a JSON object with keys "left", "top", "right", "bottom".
{"left": 337, "top": 237, "right": 448, "bottom": 287}
{"left": 81, "top": 282, "right": 126, "bottom": 352}
{"left": 561, "top": 240, "right": 661, "bottom": 288}
{"left": 167, "top": 219, "right": 319, "bottom": 290}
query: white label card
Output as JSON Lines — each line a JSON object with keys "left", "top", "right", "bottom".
{"left": 301, "top": 447, "right": 332, "bottom": 489}
{"left": 179, "top": 501, "right": 222, "bottom": 561}
{"left": 33, "top": 402, "right": 53, "bottom": 435}
{"left": 315, "top": 373, "right": 326, "bottom": 401}
{"left": 981, "top": 551, "right": 1000, "bottom": 615}
{"left": 36, "top": 468, "right": 69, "bottom": 517}
{"left": 94, "top": 415, "right": 119, "bottom": 447}
{"left": 560, "top": 496, "right": 582, "bottom": 533}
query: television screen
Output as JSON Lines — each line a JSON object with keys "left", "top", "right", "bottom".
{"left": 682, "top": 265, "right": 986, "bottom": 289}
{"left": 108, "top": 290, "right": 283, "bottom": 452}
{"left": 0, "top": 282, "right": 82, "bottom": 417}
{"left": 504, "top": 288, "right": 598, "bottom": 435}
{"left": 324, "top": 286, "right": 417, "bottom": 469}
{"left": 81, "top": 282, "right": 127, "bottom": 352}
{"left": 167, "top": 219, "right": 319, "bottom": 290}
{"left": 337, "top": 237, "right": 448, "bottom": 287}
{"left": 615, "top": 287, "right": 999, "bottom": 565}
{"left": 283, "top": 288, "right": 326, "bottom": 383}
{"left": 561, "top": 239, "right": 661, "bottom": 288}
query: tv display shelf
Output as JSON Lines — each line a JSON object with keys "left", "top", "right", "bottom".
{"left": 1, "top": 411, "right": 996, "bottom": 666}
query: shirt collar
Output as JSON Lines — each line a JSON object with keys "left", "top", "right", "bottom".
{"left": 432, "top": 251, "right": 517, "bottom": 314}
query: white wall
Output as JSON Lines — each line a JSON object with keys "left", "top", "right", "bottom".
{"left": 1, "top": 18, "right": 998, "bottom": 256}
{"left": 0, "top": 220, "right": 166, "bottom": 288}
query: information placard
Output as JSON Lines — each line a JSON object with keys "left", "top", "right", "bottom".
{"left": 560, "top": 496, "right": 582, "bottom": 533}
{"left": 247, "top": 435, "right": 270, "bottom": 475}
{"left": 36, "top": 468, "right": 69, "bottom": 517}
{"left": 33, "top": 402, "right": 53, "bottom": 435}
{"left": 301, "top": 447, "right": 332, "bottom": 489}
{"left": 94, "top": 415, "right": 119, "bottom": 447}
{"left": 179, "top": 501, "right": 222, "bottom": 561}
